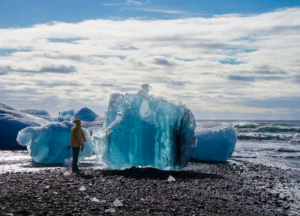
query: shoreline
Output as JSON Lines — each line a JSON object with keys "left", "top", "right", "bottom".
{"left": 0, "top": 157, "right": 299, "bottom": 215}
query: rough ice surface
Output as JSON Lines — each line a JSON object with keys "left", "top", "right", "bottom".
{"left": 58, "top": 109, "right": 75, "bottom": 122}
{"left": 20, "top": 109, "right": 52, "bottom": 121}
{"left": 192, "top": 122, "right": 237, "bottom": 162}
{"left": 16, "top": 121, "right": 94, "bottom": 164}
{"left": 0, "top": 103, "right": 46, "bottom": 148}
{"left": 93, "top": 84, "right": 197, "bottom": 170}
{"left": 74, "top": 107, "right": 98, "bottom": 121}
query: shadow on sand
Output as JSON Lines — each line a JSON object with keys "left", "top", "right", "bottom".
{"left": 102, "top": 166, "right": 223, "bottom": 180}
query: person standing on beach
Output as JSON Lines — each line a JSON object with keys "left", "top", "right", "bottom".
{"left": 67, "top": 119, "right": 87, "bottom": 173}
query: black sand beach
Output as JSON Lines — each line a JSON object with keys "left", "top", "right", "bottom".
{"left": 0, "top": 156, "right": 299, "bottom": 216}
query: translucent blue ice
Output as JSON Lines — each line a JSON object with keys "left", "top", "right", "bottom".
{"left": 74, "top": 107, "right": 98, "bottom": 121}
{"left": 16, "top": 121, "right": 94, "bottom": 164}
{"left": 92, "top": 84, "right": 197, "bottom": 170}
{"left": 58, "top": 109, "right": 75, "bottom": 122}
{"left": 0, "top": 103, "right": 46, "bottom": 148}
{"left": 192, "top": 122, "right": 237, "bottom": 162}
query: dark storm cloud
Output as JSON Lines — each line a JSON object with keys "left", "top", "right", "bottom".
{"left": 38, "top": 53, "right": 84, "bottom": 61}
{"left": 39, "top": 65, "right": 77, "bottom": 73}
{"left": 35, "top": 81, "right": 81, "bottom": 88}
{"left": 0, "top": 65, "right": 77, "bottom": 74}
{"left": 254, "top": 70, "right": 287, "bottom": 75}
{"left": 228, "top": 75, "right": 255, "bottom": 82}
{"left": 100, "top": 83, "right": 117, "bottom": 87}
{"left": 114, "top": 86, "right": 139, "bottom": 92}
{"left": 144, "top": 75, "right": 191, "bottom": 87}
{"left": 240, "top": 97, "right": 300, "bottom": 109}
{"left": 0, "top": 66, "right": 12, "bottom": 75}
{"left": 48, "top": 38, "right": 86, "bottom": 43}
{"left": 152, "top": 56, "right": 176, "bottom": 66}
{"left": 292, "top": 75, "right": 300, "bottom": 83}
{"left": 227, "top": 75, "right": 283, "bottom": 82}
{"left": 158, "top": 80, "right": 191, "bottom": 86}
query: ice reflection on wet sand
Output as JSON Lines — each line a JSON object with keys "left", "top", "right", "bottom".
{"left": 0, "top": 151, "right": 106, "bottom": 174}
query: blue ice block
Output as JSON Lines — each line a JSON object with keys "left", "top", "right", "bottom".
{"left": 17, "top": 121, "right": 94, "bottom": 164}
{"left": 192, "top": 122, "right": 237, "bottom": 162}
{"left": 0, "top": 103, "right": 46, "bottom": 148}
{"left": 93, "top": 84, "right": 197, "bottom": 170}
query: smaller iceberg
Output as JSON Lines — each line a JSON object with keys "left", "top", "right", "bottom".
{"left": 57, "top": 107, "right": 103, "bottom": 135}
{"left": 93, "top": 84, "right": 197, "bottom": 170}
{"left": 74, "top": 107, "right": 98, "bottom": 121}
{"left": 58, "top": 109, "right": 75, "bottom": 122}
{"left": 17, "top": 121, "right": 94, "bottom": 164}
{"left": 192, "top": 122, "right": 237, "bottom": 162}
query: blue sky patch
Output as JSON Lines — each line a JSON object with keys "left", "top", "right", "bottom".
{"left": 1, "top": 0, "right": 300, "bottom": 28}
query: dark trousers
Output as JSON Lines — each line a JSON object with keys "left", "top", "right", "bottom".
{"left": 72, "top": 147, "right": 80, "bottom": 172}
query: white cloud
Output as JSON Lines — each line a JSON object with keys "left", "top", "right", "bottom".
{"left": 103, "top": 0, "right": 142, "bottom": 6}
{"left": 127, "top": 0, "right": 142, "bottom": 5}
{"left": 0, "top": 7, "right": 300, "bottom": 119}
{"left": 123, "top": 8, "right": 187, "bottom": 14}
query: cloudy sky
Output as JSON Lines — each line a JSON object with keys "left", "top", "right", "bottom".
{"left": 0, "top": 0, "right": 300, "bottom": 120}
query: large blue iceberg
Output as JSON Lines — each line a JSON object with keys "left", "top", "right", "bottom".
{"left": 192, "top": 122, "right": 237, "bottom": 162}
{"left": 0, "top": 103, "right": 46, "bottom": 148}
{"left": 16, "top": 121, "right": 94, "bottom": 164}
{"left": 92, "top": 84, "right": 197, "bottom": 170}
{"left": 74, "top": 107, "right": 98, "bottom": 121}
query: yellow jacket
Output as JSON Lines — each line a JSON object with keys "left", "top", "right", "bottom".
{"left": 70, "top": 119, "right": 87, "bottom": 148}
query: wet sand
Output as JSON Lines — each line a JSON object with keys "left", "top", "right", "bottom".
{"left": 0, "top": 152, "right": 299, "bottom": 216}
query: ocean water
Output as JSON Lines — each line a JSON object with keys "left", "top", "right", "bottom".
{"left": 1, "top": 120, "right": 299, "bottom": 173}
{"left": 196, "top": 120, "right": 300, "bottom": 171}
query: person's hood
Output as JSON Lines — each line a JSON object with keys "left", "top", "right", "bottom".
{"left": 72, "top": 119, "right": 81, "bottom": 126}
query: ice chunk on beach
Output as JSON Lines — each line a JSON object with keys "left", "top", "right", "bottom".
{"left": 79, "top": 185, "right": 86, "bottom": 191}
{"left": 74, "top": 107, "right": 98, "bottom": 121}
{"left": 58, "top": 109, "right": 75, "bottom": 122}
{"left": 113, "top": 199, "right": 123, "bottom": 207}
{"left": 192, "top": 122, "right": 237, "bottom": 162}
{"left": 0, "top": 103, "right": 46, "bottom": 148}
{"left": 167, "top": 175, "right": 176, "bottom": 182}
{"left": 105, "top": 208, "right": 116, "bottom": 213}
{"left": 16, "top": 121, "right": 94, "bottom": 164}
{"left": 93, "top": 84, "right": 197, "bottom": 170}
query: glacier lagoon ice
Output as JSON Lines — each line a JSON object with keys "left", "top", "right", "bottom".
{"left": 74, "top": 107, "right": 98, "bottom": 121}
{"left": 57, "top": 107, "right": 103, "bottom": 135}
{"left": 58, "top": 109, "right": 75, "bottom": 122}
{"left": 20, "top": 109, "right": 52, "bottom": 121}
{"left": 16, "top": 121, "right": 94, "bottom": 164}
{"left": 92, "top": 84, "right": 197, "bottom": 170}
{"left": 192, "top": 122, "right": 237, "bottom": 162}
{"left": 0, "top": 103, "right": 46, "bottom": 148}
